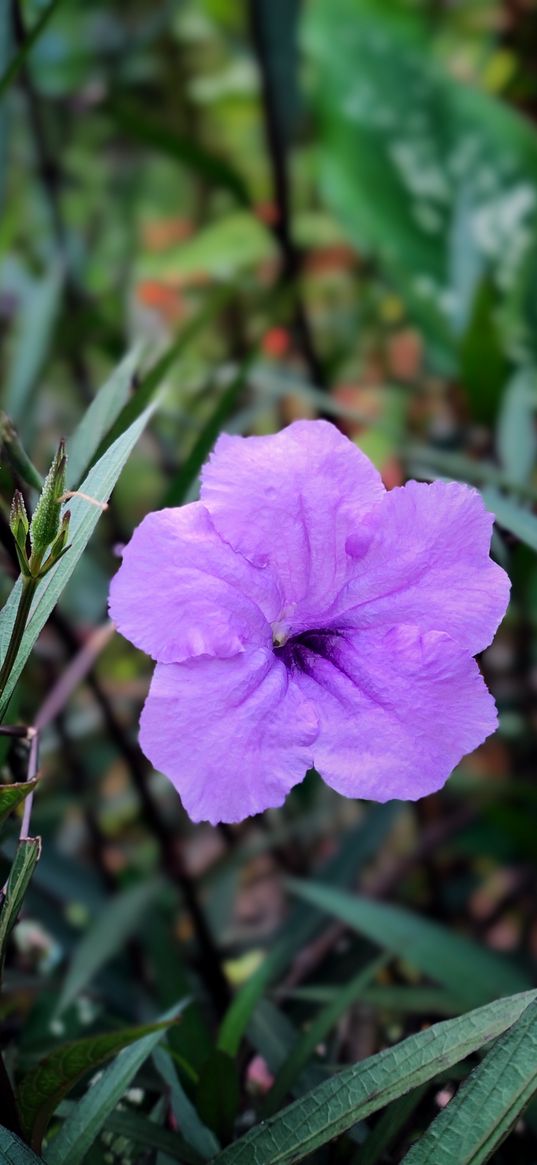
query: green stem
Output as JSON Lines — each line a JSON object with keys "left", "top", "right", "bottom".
{"left": 0, "top": 577, "right": 37, "bottom": 713}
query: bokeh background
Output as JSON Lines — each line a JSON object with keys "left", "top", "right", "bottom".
{"left": 2, "top": 1, "right": 537, "bottom": 1162}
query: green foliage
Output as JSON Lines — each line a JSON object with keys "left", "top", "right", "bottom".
{"left": 212, "top": 991, "right": 537, "bottom": 1165}
{"left": 402, "top": 997, "right": 537, "bottom": 1164}
{"left": 0, "top": 839, "right": 41, "bottom": 975}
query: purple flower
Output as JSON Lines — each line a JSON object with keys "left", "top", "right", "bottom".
{"left": 109, "top": 420, "right": 510, "bottom": 825}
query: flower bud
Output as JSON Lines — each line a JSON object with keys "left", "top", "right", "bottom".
{"left": 29, "top": 440, "right": 67, "bottom": 565}
{"left": 0, "top": 413, "right": 42, "bottom": 492}
{"left": 9, "top": 490, "right": 29, "bottom": 549}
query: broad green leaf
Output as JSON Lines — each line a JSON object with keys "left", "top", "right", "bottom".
{"left": 66, "top": 346, "right": 143, "bottom": 489}
{"left": 0, "top": 1127, "right": 45, "bottom": 1165}
{"left": 57, "top": 878, "right": 163, "bottom": 1015}
{"left": 305, "top": 0, "right": 537, "bottom": 361}
{"left": 217, "top": 804, "right": 399, "bottom": 1057}
{"left": 18, "top": 1020, "right": 181, "bottom": 1152}
{"left": 44, "top": 1005, "right": 184, "bottom": 1165}
{"left": 0, "top": 778, "right": 39, "bottom": 834}
{"left": 264, "top": 956, "right": 386, "bottom": 1115}
{"left": 402, "top": 997, "right": 537, "bottom": 1164}
{"left": 153, "top": 1047, "right": 219, "bottom": 1161}
{"left": 212, "top": 991, "right": 537, "bottom": 1165}
{"left": 0, "top": 400, "right": 155, "bottom": 719}
{"left": 112, "top": 105, "right": 250, "bottom": 205}
{"left": 105, "top": 1110, "right": 204, "bottom": 1164}
{"left": 287, "top": 881, "right": 529, "bottom": 1009}
{"left": 496, "top": 366, "right": 537, "bottom": 486}
{"left": 0, "top": 0, "right": 62, "bottom": 97}
{"left": 138, "top": 212, "right": 276, "bottom": 283}
{"left": 0, "top": 838, "right": 41, "bottom": 974}
{"left": 94, "top": 285, "right": 233, "bottom": 460}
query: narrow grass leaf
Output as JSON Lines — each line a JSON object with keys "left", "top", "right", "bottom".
{"left": 57, "top": 878, "right": 162, "bottom": 1015}
{"left": 43, "top": 1005, "right": 184, "bottom": 1165}
{"left": 402, "top": 996, "right": 537, "bottom": 1164}
{"left": 357, "top": 1087, "right": 428, "bottom": 1165}
{"left": 153, "top": 1046, "right": 219, "bottom": 1161}
{"left": 482, "top": 488, "right": 537, "bottom": 554}
{"left": 94, "top": 286, "right": 233, "bottom": 459}
{"left": 288, "top": 881, "right": 529, "bottom": 1008}
{"left": 0, "top": 401, "right": 155, "bottom": 718}
{"left": 211, "top": 990, "right": 537, "bottom": 1165}
{"left": 0, "top": 0, "right": 62, "bottom": 97}
{"left": 264, "top": 955, "right": 387, "bottom": 1115}
{"left": 67, "top": 346, "right": 143, "bottom": 488}
{"left": 105, "top": 1110, "right": 204, "bottom": 1165}
{"left": 0, "top": 838, "right": 41, "bottom": 974}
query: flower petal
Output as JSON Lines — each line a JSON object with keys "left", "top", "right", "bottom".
{"left": 200, "top": 420, "right": 384, "bottom": 626}
{"left": 109, "top": 502, "right": 281, "bottom": 663}
{"left": 294, "top": 624, "right": 497, "bottom": 801}
{"left": 139, "top": 649, "right": 319, "bottom": 824}
{"left": 337, "top": 481, "right": 510, "bottom": 654}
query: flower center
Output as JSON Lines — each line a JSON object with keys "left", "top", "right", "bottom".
{"left": 273, "top": 627, "right": 341, "bottom": 673}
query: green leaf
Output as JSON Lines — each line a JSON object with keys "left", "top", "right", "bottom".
{"left": 0, "top": 1127, "right": 45, "bottom": 1165}
{"left": 0, "top": 838, "right": 41, "bottom": 974}
{"left": 66, "top": 346, "right": 142, "bottom": 489}
{"left": 496, "top": 366, "right": 537, "bottom": 486}
{"left": 138, "top": 212, "right": 276, "bottom": 284}
{"left": 196, "top": 1050, "right": 240, "bottom": 1145}
{"left": 162, "top": 354, "right": 257, "bottom": 507}
{"left": 287, "top": 881, "right": 529, "bottom": 1009}
{"left": 43, "top": 1005, "right": 184, "bottom": 1165}
{"left": 153, "top": 1047, "right": 220, "bottom": 1161}
{"left": 0, "top": 778, "right": 39, "bottom": 835}
{"left": 105, "top": 1110, "right": 204, "bottom": 1164}
{"left": 57, "top": 878, "right": 163, "bottom": 1015}
{"left": 217, "top": 804, "right": 399, "bottom": 1057}
{"left": 482, "top": 488, "right": 537, "bottom": 553}
{"left": 0, "top": 399, "right": 155, "bottom": 719}
{"left": 358, "top": 1087, "right": 428, "bottom": 1165}
{"left": 402, "top": 997, "right": 537, "bottom": 1164}
{"left": 211, "top": 991, "right": 537, "bottom": 1165}
{"left": 112, "top": 105, "right": 250, "bottom": 205}
{"left": 94, "top": 285, "right": 233, "bottom": 460}
{"left": 4, "top": 266, "right": 62, "bottom": 428}
{"left": 0, "top": 0, "right": 62, "bottom": 98}
{"left": 18, "top": 1020, "right": 184, "bottom": 1152}
{"left": 263, "top": 956, "right": 386, "bottom": 1116}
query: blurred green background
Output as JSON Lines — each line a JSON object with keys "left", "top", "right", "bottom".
{"left": 2, "top": 1, "right": 537, "bottom": 1163}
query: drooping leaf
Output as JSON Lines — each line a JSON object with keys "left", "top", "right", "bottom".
{"left": 402, "top": 997, "right": 537, "bottom": 1164}
{"left": 113, "top": 105, "right": 250, "bottom": 205}
{"left": 0, "top": 778, "right": 39, "bottom": 835}
{"left": 211, "top": 991, "right": 537, "bottom": 1165}
{"left": 482, "top": 488, "right": 537, "bottom": 554}
{"left": 18, "top": 1020, "right": 183, "bottom": 1152}
{"left": 43, "top": 1005, "right": 184, "bottom": 1165}
{"left": 287, "top": 881, "right": 529, "bottom": 1009}
{"left": 105, "top": 1109, "right": 204, "bottom": 1164}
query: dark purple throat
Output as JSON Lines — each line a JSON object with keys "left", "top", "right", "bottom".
{"left": 274, "top": 628, "right": 341, "bottom": 674}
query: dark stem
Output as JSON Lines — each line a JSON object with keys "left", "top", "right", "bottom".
{"left": 248, "top": 0, "right": 327, "bottom": 391}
